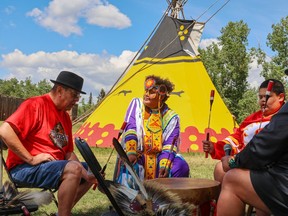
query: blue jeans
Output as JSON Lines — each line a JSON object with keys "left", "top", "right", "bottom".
{"left": 10, "top": 161, "right": 88, "bottom": 190}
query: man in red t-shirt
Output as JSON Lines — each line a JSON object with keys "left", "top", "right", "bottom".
{"left": 0, "top": 71, "right": 97, "bottom": 216}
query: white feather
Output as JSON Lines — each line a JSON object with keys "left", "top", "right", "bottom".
{"left": 122, "top": 160, "right": 148, "bottom": 200}
{"left": 104, "top": 179, "right": 195, "bottom": 215}
{"left": 106, "top": 180, "right": 139, "bottom": 201}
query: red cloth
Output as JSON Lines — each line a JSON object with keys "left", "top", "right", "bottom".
{"left": 211, "top": 110, "right": 276, "bottom": 159}
{"left": 6, "top": 94, "right": 73, "bottom": 169}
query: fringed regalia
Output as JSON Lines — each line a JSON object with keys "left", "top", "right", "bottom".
{"left": 115, "top": 98, "right": 189, "bottom": 186}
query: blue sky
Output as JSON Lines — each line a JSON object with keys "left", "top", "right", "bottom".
{"left": 0, "top": 0, "right": 287, "bottom": 98}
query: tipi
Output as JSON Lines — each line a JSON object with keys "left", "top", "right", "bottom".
{"left": 74, "top": 1, "right": 236, "bottom": 153}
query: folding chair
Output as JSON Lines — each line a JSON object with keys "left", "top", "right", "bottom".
{"left": 0, "top": 205, "right": 38, "bottom": 216}
{"left": 0, "top": 139, "right": 58, "bottom": 211}
{"left": 0, "top": 141, "right": 38, "bottom": 215}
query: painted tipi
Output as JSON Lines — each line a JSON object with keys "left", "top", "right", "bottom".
{"left": 74, "top": 2, "right": 236, "bottom": 153}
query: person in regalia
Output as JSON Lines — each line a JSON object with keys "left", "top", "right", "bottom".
{"left": 115, "top": 75, "right": 189, "bottom": 187}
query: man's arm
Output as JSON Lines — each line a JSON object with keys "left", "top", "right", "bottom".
{"left": 0, "top": 122, "right": 55, "bottom": 165}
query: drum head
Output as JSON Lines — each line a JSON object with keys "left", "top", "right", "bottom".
{"left": 146, "top": 178, "right": 220, "bottom": 205}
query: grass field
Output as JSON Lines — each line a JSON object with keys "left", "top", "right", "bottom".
{"left": 1, "top": 122, "right": 219, "bottom": 215}
{"left": 38, "top": 150, "right": 217, "bottom": 215}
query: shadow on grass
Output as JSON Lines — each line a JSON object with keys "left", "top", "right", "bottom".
{"left": 35, "top": 205, "right": 114, "bottom": 216}
{"left": 73, "top": 206, "right": 112, "bottom": 216}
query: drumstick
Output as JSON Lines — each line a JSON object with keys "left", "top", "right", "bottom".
{"left": 93, "top": 122, "right": 127, "bottom": 190}
{"left": 205, "top": 90, "right": 215, "bottom": 158}
{"left": 101, "top": 121, "right": 127, "bottom": 174}
{"left": 232, "top": 115, "right": 237, "bottom": 132}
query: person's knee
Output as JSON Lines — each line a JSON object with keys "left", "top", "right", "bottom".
{"left": 222, "top": 169, "right": 242, "bottom": 189}
{"left": 214, "top": 161, "right": 225, "bottom": 183}
{"left": 171, "top": 159, "right": 190, "bottom": 177}
{"left": 63, "top": 161, "right": 83, "bottom": 179}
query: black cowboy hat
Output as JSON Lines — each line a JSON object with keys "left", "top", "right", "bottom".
{"left": 50, "top": 71, "right": 86, "bottom": 94}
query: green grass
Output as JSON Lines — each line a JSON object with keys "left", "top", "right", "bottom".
{"left": 37, "top": 150, "right": 217, "bottom": 215}
{"left": 1, "top": 121, "right": 218, "bottom": 215}
{"left": 2, "top": 149, "right": 218, "bottom": 216}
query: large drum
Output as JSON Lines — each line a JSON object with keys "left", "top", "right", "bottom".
{"left": 147, "top": 178, "right": 220, "bottom": 216}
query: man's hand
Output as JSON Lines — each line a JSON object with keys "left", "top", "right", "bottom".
{"left": 87, "top": 173, "right": 98, "bottom": 185}
{"left": 158, "top": 168, "right": 169, "bottom": 178}
{"left": 202, "top": 140, "right": 215, "bottom": 155}
{"left": 128, "top": 154, "right": 137, "bottom": 165}
{"left": 221, "top": 156, "right": 232, "bottom": 172}
{"left": 30, "top": 153, "right": 56, "bottom": 165}
{"left": 82, "top": 168, "right": 98, "bottom": 185}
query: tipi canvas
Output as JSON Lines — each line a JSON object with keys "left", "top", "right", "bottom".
{"left": 74, "top": 15, "right": 235, "bottom": 153}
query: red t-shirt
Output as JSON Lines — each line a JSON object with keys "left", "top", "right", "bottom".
{"left": 6, "top": 94, "right": 73, "bottom": 170}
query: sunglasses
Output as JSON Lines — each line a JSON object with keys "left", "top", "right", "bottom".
{"left": 67, "top": 88, "right": 81, "bottom": 100}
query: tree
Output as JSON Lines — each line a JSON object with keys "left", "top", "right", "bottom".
{"left": 97, "top": 88, "right": 106, "bottom": 104}
{"left": 253, "top": 16, "right": 288, "bottom": 82}
{"left": 78, "top": 92, "right": 96, "bottom": 117}
{"left": 88, "top": 92, "right": 93, "bottom": 105}
{"left": 0, "top": 78, "right": 22, "bottom": 98}
{"left": 21, "top": 78, "right": 38, "bottom": 98}
{"left": 237, "top": 87, "right": 258, "bottom": 123}
{"left": 0, "top": 77, "right": 52, "bottom": 98}
{"left": 37, "top": 79, "right": 53, "bottom": 95}
{"left": 200, "top": 20, "right": 250, "bottom": 119}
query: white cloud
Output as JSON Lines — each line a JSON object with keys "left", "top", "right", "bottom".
{"left": 248, "top": 57, "right": 264, "bottom": 88}
{"left": 85, "top": 4, "right": 131, "bottom": 29}
{"left": 26, "top": 0, "right": 131, "bottom": 37}
{"left": 109, "top": 50, "right": 136, "bottom": 69}
{"left": 0, "top": 49, "right": 136, "bottom": 96}
{"left": 199, "top": 38, "right": 219, "bottom": 49}
{"left": 3, "top": 6, "right": 15, "bottom": 15}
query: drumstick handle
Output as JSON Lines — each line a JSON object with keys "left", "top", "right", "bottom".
{"left": 205, "top": 133, "right": 210, "bottom": 158}
{"left": 205, "top": 90, "right": 214, "bottom": 158}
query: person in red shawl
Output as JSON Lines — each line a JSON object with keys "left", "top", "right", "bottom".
{"left": 203, "top": 79, "right": 285, "bottom": 182}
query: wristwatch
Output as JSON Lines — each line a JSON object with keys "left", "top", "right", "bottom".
{"left": 228, "top": 156, "right": 237, "bottom": 168}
